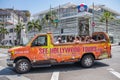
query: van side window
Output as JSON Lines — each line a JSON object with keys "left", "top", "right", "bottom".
{"left": 98, "top": 34, "right": 106, "bottom": 41}
{"left": 92, "top": 35, "right": 97, "bottom": 41}
{"left": 32, "top": 36, "right": 47, "bottom": 46}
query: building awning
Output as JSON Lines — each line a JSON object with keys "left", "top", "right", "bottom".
{"left": 0, "top": 22, "right": 13, "bottom": 25}
{"left": 77, "top": 12, "right": 92, "bottom": 18}
{"left": 60, "top": 12, "right": 92, "bottom": 20}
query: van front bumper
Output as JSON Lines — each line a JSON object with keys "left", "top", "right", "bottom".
{"left": 7, "top": 59, "right": 15, "bottom": 67}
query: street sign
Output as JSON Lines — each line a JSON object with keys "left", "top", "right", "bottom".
{"left": 77, "top": 3, "right": 88, "bottom": 12}
{"left": 54, "top": 19, "right": 59, "bottom": 23}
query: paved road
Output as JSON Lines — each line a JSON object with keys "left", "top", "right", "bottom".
{"left": 0, "top": 46, "right": 120, "bottom": 80}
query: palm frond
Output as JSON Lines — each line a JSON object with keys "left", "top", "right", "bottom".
{"left": 27, "top": 19, "right": 42, "bottom": 32}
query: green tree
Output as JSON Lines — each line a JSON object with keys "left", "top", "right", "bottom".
{"left": 0, "top": 27, "right": 8, "bottom": 40}
{"left": 15, "top": 22, "right": 25, "bottom": 45}
{"left": 27, "top": 19, "right": 42, "bottom": 35}
{"left": 116, "top": 19, "right": 120, "bottom": 24}
{"left": 100, "top": 11, "right": 114, "bottom": 33}
{"left": 41, "top": 11, "right": 58, "bottom": 31}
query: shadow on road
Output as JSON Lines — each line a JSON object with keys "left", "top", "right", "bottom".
{"left": 0, "top": 61, "right": 109, "bottom": 75}
{"left": 0, "top": 67, "right": 18, "bottom": 75}
{"left": 28, "top": 61, "right": 109, "bottom": 74}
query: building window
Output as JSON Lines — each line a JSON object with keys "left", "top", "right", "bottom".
{"left": 88, "top": 9, "right": 93, "bottom": 13}
{"left": 61, "top": 29, "right": 64, "bottom": 34}
{"left": 9, "top": 36, "right": 11, "bottom": 38}
{"left": 9, "top": 29, "right": 14, "bottom": 33}
{"left": 8, "top": 16, "right": 11, "bottom": 18}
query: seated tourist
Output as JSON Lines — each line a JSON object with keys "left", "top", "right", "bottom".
{"left": 55, "top": 37, "right": 62, "bottom": 44}
{"left": 74, "top": 36, "right": 81, "bottom": 43}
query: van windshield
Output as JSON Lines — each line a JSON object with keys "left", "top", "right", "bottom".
{"left": 21, "top": 37, "right": 31, "bottom": 46}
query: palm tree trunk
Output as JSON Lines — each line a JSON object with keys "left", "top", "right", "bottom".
{"left": 17, "top": 32, "right": 19, "bottom": 45}
{"left": 106, "top": 19, "right": 108, "bottom": 33}
{"left": 34, "top": 27, "right": 35, "bottom": 36}
{"left": 2, "top": 16, "right": 5, "bottom": 40}
{"left": 19, "top": 31, "right": 21, "bottom": 45}
{"left": 16, "top": 31, "right": 20, "bottom": 45}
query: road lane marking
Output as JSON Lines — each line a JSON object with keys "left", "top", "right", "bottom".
{"left": 107, "top": 68, "right": 114, "bottom": 71}
{"left": 6, "top": 75, "right": 31, "bottom": 80}
{"left": 110, "top": 71, "right": 120, "bottom": 79}
{"left": 0, "top": 66, "right": 5, "bottom": 71}
{"left": 51, "top": 72, "right": 59, "bottom": 80}
{"left": 108, "top": 68, "right": 120, "bottom": 79}
{"left": 0, "top": 66, "right": 31, "bottom": 80}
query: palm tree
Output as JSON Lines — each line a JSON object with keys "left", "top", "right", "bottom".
{"left": 41, "top": 11, "right": 58, "bottom": 31}
{"left": 0, "top": 27, "right": 8, "bottom": 41}
{"left": 100, "top": 11, "right": 114, "bottom": 33}
{"left": 14, "top": 22, "right": 25, "bottom": 45}
{"left": 0, "top": 23, "right": 4, "bottom": 41}
{"left": 27, "top": 19, "right": 42, "bottom": 35}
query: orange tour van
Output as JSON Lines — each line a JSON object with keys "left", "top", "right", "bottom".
{"left": 7, "top": 32, "right": 111, "bottom": 73}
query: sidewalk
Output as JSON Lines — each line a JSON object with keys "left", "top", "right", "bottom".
{"left": 111, "top": 43, "right": 119, "bottom": 46}
{"left": 0, "top": 48, "right": 8, "bottom": 54}
{"left": 0, "top": 53, "right": 8, "bottom": 57}
{"left": 0, "top": 48, "right": 8, "bottom": 58}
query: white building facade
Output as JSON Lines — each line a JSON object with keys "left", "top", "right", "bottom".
{"left": 31, "top": 2, "right": 120, "bottom": 43}
{"left": 0, "top": 9, "right": 29, "bottom": 45}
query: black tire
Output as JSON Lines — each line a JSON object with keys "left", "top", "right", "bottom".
{"left": 81, "top": 55, "right": 94, "bottom": 68}
{"left": 15, "top": 59, "right": 31, "bottom": 74}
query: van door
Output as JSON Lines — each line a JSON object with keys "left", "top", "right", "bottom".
{"left": 31, "top": 35, "right": 49, "bottom": 62}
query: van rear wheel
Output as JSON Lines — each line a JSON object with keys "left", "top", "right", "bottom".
{"left": 15, "top": 59, "right": 31, "bottom": 74}
{"left": 81, "top": 55, "right": 94, "bottom": 68}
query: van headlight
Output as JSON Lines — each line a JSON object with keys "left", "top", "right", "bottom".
{"left": 8, "top": 51, "right": 14, "bottom": 58}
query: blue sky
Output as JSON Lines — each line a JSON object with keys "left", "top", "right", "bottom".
{"left": 0, "top": 0, "right": 120, "bottom": 15}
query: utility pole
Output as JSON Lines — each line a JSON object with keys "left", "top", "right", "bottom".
{"left": 12, "top": 6, "right": 15, "bottom": 46}
{"left": 58, "top": 5, "right": 61, "bottom": 36}
{"left": 50, "top": 4, "right": 52, "bottom": 32}
{"left": 92, "top": 2, "right": 95, "bottom": 33}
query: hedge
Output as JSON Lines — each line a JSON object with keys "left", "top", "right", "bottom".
{"left": 0, "top": 46, "right": 13, "bottom": 48}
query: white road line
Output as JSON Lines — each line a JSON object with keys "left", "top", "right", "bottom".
{"left": 51, "top": 72, "right": 59, "bottom": 80}
{"left": 0, "top": 66, "right": 5, "bottom": 71}
{"left": 108, "top": 68, "right": 120, "bottom": 79}
{"left": 6, "top": 75, "right": 31, "bottom": 80}
{"left": 110, "top": 71, "right": 120, "bottom": 79}
{"left": 0, "top": 66, "right": 31, "bottom": 80}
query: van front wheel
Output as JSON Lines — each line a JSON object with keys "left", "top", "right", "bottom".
{"left": 81, "top": 55, "right": 94, "bottom": 68}
{"left": 15, "top": 59, "right": 31, "bottom": 74}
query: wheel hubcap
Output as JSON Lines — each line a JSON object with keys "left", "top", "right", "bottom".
{"left": 19, "top": 62, "right": 28, "bottom": 71}
{"left": 84, "top": 58, "right": 92, "bottom": 66}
